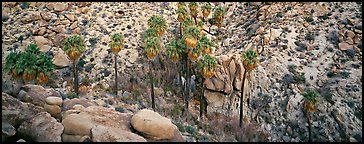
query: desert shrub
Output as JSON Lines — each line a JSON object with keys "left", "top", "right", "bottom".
{"left": 68, "top": 92, "right": 79, "bottom": 99}
{"left": 185, "top": 125, "right": 197, "bottom": 135}
{"left": 115, "top": 107, "right": 125, "bottom": 113}
{"left": 175, "top": 122, "right": 186, "bottom": 133}
{"left": 208, "top": 115, "right": 268, "bottom": 142}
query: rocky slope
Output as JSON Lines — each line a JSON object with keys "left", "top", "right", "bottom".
{"left": 2, "top": 2, "right": 362, "bottom": 142}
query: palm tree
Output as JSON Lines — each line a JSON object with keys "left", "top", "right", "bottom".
{"left": 108, "top": 33, "right": 124, "bottom": 97}
{"left": 302, "top": 88, "right": 318, "bottom": 142}
{"left": 188, "top": 2, "right": 198, "bottom": 24}
{"left": 197, "top": 54, "right": 217, "bottom": 117}
{"left": 240, "top": 49, "right": 259, "bottom": 127}
{"left": 63, "top": 35, "right": 86, "bottom": 97}
{"left": 148, "top": 15, "right": 167, "bottom": 37}
{"left": 201, "top": 3, "right": 212, "bottom": 21}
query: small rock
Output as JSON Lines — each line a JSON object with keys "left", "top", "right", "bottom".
{"left": 346, "top": 48, "right": 355, "bottom": 57}
{"left": 53, "top": 49, "right": 71, "bottom": 67}
{"left": 16, "top": 139, "right": 26, "bottom": 142}
{"left": 339, "top": 42, "right": 352, "bottom": 51}
{"left": 303, "top": 22, "right": 309, "bottom": 27}
{"left": 70, "top": 21, "right": 78, "bottom": 30}
{"left": 54, "top": 3, "right": 68, "bottom": 12}
{"left": 346, "top": 30, "right": 355, "bottom": 38}
{"left": 256, "top": 27, "right": 264, "bottom": 35}
{"left": 65, "top": 14, "right": 75, "bottom": 22}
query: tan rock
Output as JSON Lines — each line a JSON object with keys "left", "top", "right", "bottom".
{"left": 17, "top": 112, "right": 63, "bottom": 142}
{"left": 61, "top": 19, "right": 70, "bottom": 25}
{"left": 31, "top": 12, "right": 42, "bottom": 21}
{"left": 73, "top": 27, "right": 81, "bottom": 34}
{"left": 62, "top": 98, "right": 95, "bottom": 111}
{"left": 256, "top": 27, "right": 264, "bottom": 35}
{"left": 303, "top": 22, "right": 309, "bottom": 27}
{"left": 17, "top": 84, "right": 61, "bottom": 107}
{"left": 346, "top": 37, "right": 354, "bottom": 45}
{"left": 354, "top": 35, "right": 361, "bottom": 44}
{"left": 46, "top": 97, "right": 63, "bottom": 106}
{"left": 54, "top": 3, "right": 68, "bottom": 12}
{"left": 338, "top": 29, "right": 346, "bottom": 36}
{"left": 38, "top": 28, "right": 47, "bottom": 36}
{"left": 45, "top": 3, "right": 54, "bottom": 10}
{"left": 82, "top": 7, "right": 90, "bottom": 13}
{"left": 346, "top": 30, "right": 355, "bottom": 38}
{"left": 62, "top": 106, "right": 133, "bottom": 136}
{"left": 44, "top": 103, "right": 61, "bottom": 118}
{"left": 131, "top": 109, "right": 181, "bottom": 140}
{"left": 54, "top": 25, "right": 65, "bottom": 33}
{"left": 34, "top": 36, "right": 49, "bottom": 47}
{"left": 62, "top": 134, "right": 91, "bottom": 142}
{"left": 339, "top": 42, "right": 352, "bottom": 51}
{"left": 40, "top": 12, "right": 52, "bottom": 21}
{"left": 65, "top": 14, "right": 75, "bottom": 22}
{"left": 38, "top": 20, "right": 48, "bottom": 27}
{"left": 52, "top": 33, "right": 66, "bottom": 47}
{"left": 70, "top": 21, "right": 78, "bottom": 30}
{"left": 91, "top": 125, "right": 147, "bottom": 142}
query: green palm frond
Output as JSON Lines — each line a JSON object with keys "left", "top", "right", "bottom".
{"left": 63, "top": 35, "right": 86, "bottom": 54}
{"left": 145, "top": 36, "right": 161, "bottom": 53}
{"left": 197, "top": 54, "right": 217, "bottom": 71}
{"left": 302, "top": 89, "right": 318, "bottom": 103}
{"left": 242, "top": 49, "right": 258, "bottom": 65}
{"left": 202, "top": 3, "right": 212, "bottom": 11}
{"left": 184, "top": 26, "right": 200, "bottom": 39}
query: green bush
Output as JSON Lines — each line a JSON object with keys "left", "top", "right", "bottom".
{"left": 175, "top": 122, "right": 186, "bottom": 133}
{"left": 68, "top": 92, "right": 79, "bottom": 99}
{"left": 185, "top": 125, "right": 196, "bottom": 135}
{"left": 115, "top": 107, "right": 125, "bottom": 113}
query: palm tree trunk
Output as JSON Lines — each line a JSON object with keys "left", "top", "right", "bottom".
{"left": 200, "top": 77, "right": 205, "bottom": 117}
{"left": 308, "top": 113, "right": 312, "bottom": 142}
{"left": 239, "top": 69, "right": 247, "bottom": 127}
{"left": 149, "top": 60, "right": 155, "bottom": 111}
{"left": 114, "top": 54, "right": 118, "bottom": 97}
{"left": 178, "top": 62, "right": 184, "bottom": 100}
{"left": 186, "top": 58, "right": 191, "bottom": 111}
{"left": 73, "top": 61, "right": 79, "bottom": 97}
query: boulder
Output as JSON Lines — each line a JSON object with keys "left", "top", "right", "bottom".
{"left": 62, "top": 106, "right": 132, "bottom": 139}
{"left": 44, "top": 103, "right": 62, "bottom": 119}
{"left": 17, "top": 112, "right": 64, "bottom": 142}
{"left": 62, "top": 98, "right": 95, "bottom": 111}
{"left": 2, "top": 79, "right": 22, "bottom": 97}
{"left": 17, "top": 84, "right": 62, "bottom": 107}
{"left": 91, "top": 125, "right": 147, "bottom": 142}
{"left": 2, "top": 93, "right": 45, "bottom": 127}
{"left": 2, "top": 121, "right": 16, "bottom": 141}
{"left": 46, "top": 96, "right": 63, "bottom": 106}
{"left": 131, "top": 109, "right": 183, "bottom": 141}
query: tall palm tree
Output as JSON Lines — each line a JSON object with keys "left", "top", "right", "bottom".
{"left": 240, "top": 49, "right": 259, "bottom": 127}
{"left": 63, "top": 35, "right": 86, "bottom": 97}
{"left": 108, "top": 33, "right": 124, "bottom": 97}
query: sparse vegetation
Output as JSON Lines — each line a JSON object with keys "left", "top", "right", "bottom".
{"left": 4, "top": 43, "right": 55, "bottom": 84}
